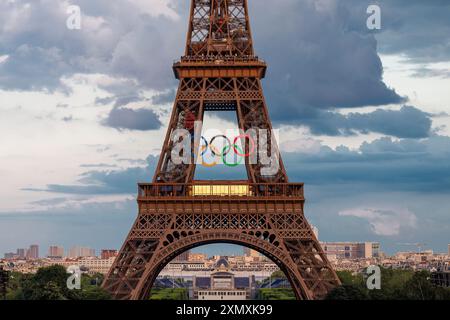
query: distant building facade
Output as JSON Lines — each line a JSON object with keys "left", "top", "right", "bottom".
{"left": 27, "top": 245, "right": 39, "bottom": 259}
{"left": 4, "top": 252, "right": 16, "bottom": 260}
{"left": 101, "top": 250, "right": 118, "bottom": 260}
{"left": 243, "top": 248, "right": 260, "bottom": 258}
{"left": 48, "top": 246, "right": 64, "bottom": 258}
{"left": 16, "top": 249, "right": 26, "bottom": 259}
{"left": 68, "top": 246, "right": 95, "bottom": 258}
{"left": 189, "top": 253, "right": 208, "bottom": 262}
{"left": 173, "top": 250, "right": 191, "bottom": 262}
{"left": 4, "top": 246, "right": 39, "bottom": 260}
{"left": 165, "top": 261, "right": 206, "bottom": 272}
{"left": 78, "top": 257, "right": 116, "bottom": 274}
{"left": 193, "top": 258, "right": 255, "bottom": 300}
{"left": 321, "top": 242, "right": 380, "bottom": 260}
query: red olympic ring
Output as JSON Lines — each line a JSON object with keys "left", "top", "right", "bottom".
{"left": 233, "top": 134, "right": 256, "bottom": 157}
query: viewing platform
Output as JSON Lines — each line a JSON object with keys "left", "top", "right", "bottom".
{"left": 173, "top": 55, "right": 267, "bottom": 79}
{"left": 138, "top": 181, "right": 304, "bottom": 200}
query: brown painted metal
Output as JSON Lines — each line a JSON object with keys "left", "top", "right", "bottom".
{"left": 103, "top": 0, "right": 340, "bottom": 300}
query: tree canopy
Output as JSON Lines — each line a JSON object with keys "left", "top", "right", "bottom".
{"left": 7, "top": 265, "right": 111, "bottom": 300}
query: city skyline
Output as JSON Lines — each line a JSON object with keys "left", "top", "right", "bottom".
{"left": 4, "top": 241, "right": 450, "bottom": 260}
{"left": 3, "top": 242, "right": 448, "bottom": 280}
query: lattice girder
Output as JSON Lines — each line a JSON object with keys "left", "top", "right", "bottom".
{"left": 103, "top": 195, "right": 340, "bottom": 300}
{"left": 186, "top": 0, "right": 253, "bottom": 57}
{"left": 154, "top": 76, "right": 287, "bottom": 184}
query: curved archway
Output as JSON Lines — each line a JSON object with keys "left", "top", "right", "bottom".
{"left": 150, "top": 243, "right": 295, "bottom": 300}
{"left": 132, "top": 232, "right": 305, "bottom": 300}
{"left": 103, "top": 215, "right": 341, "bottom": 301}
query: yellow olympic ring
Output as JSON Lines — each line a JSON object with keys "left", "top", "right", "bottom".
{"left": 200, "top": 145, "right": 221, "bottom": 167}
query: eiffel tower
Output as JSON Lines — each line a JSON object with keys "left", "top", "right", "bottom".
{"left": 103, "top": 0, "right": 340, "bottom": 300}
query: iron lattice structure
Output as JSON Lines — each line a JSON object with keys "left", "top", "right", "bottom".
{"left": 103, "top": 0, "right": 340, "bottom": 300}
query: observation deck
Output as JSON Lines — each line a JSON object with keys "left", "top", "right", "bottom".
{"left": 138, "top": 181, "right": 304, "bottom": 200}
{"left": 173, "top": 55, "right": 267, "bottom": 79}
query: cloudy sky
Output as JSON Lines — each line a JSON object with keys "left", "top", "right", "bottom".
{"left": 0, "top": 0, "right": 449, "bottom": 257}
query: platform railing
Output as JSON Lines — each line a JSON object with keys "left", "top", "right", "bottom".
{"left": 174, "top": 55, "right": 266, "bottom": 65}
{"left": 138, "top": 182, "right": 304, "bottom": 199}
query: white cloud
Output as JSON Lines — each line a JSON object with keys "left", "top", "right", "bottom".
{"left": 280, "top": 136, "right": 323, "bottom": 154}
{"left": 0, "top": 73, "right": 167, "bottom": 212}
{"left": 339, "top": 207, "right": 418, "bottom": 236}
{"left": 129, "top": 0, "right": 179, "bottom": 19}
{"left": 0, "top": 55, "right": 8, "bottom": 64}
{"left": 0, "top": 0, "right": 183, "bottom": 91}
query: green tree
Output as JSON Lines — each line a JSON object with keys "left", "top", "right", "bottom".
{"left": 9, "top": 266, "right": 110, "bottom": 300}
{"left": 398, "top": 271, "right": 450, "bottom": 300}
{"left": 325, "top": 284, "right": 369, "bottom": 300}
{"left": 327, "top": 268, "right": 450, "bottom": 300}
{"left": 5, "top": 272, "right": 28, "bottom": 300}
{"left": 270, "top": 270, "right": 287, "bottom": 279}
{"left": 19, "top": 265, "right": 76, "bottom": 300}
{"left": 150, "top": 288, "right": 189, "bottom": 300}
{"left": 257, "top": 288, "right": 295, "bottom": 300}
{"left": 75, "top": 273, "right": 110, "bottom": 300}
{"left": 27, "top": 281, "right": 66, "bottom": 300}
{"left": 80, "top": 286, "right": 112, "bottom": 300}
{"left": 336, "top": 270, "right": 365, "bottom": 286}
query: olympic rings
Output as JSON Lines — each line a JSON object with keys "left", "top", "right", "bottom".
{"left": 199, "top": 134, "right": 256, "bottom": 168}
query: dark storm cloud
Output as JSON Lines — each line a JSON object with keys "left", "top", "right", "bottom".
{"left": 80, "top": 163, "right": 117, "bottom": 168}
{"left": 304, "top": 106, "right": 432, "bottom": 138}
{"left": 62, "top": 116, "right": 74, "bottom": 122}
{"left": 103, "top": 107, "right": 162, "bottom": 131}
{"left": 1, "top": 0, "right": 401, "bottom": 105}
{"left": 18, "top": 134, "right": 450, "bottom": 253}
{"left": 113, "top": 96, "right": 143, "bottom": 108}
{"left": 375, "top": 0, "right": 450, "bottom": 63}
{"left": 0, "top": 0, "right": 444, "bottom": 137}
{"left": 2, "top": 191, "right": 450, "bottom": 255}
{"left": 250, "top": 0, "right": 404, "bottom": 117}
{"left": 0, "top": 0, "right": 184, "bottom": 91}
{"left": 23, "top": 184, "right": 116, "bottom": 195}
{"left": 0, "top": 200, "right": 137, "bottom": 258}
{"left": 412, "top": 67, "right": 450, "bottom": 79}
{"left": 24, "top": 156, "right": 157, "bottom": 195}
{"left": 0, "top": 45, "right": 73, "bottom": 91}
{"left": 151, "top": 89, "right": 177, "bottom": 105}
{"left": 95, "top": 96, "right": 116, "bottom": 106}
{"left": 28, "top": 136, "right": 450, "bottom": 196}
{"left": 285, "top": 135, "right": 450, "bottom": 192}
{"left": 338, "top": 0, "right": 450, "bottom": 63}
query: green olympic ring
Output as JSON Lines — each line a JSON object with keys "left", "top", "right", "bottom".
{"left": 222, "top": 144, "right": 244, "bottom": 167}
